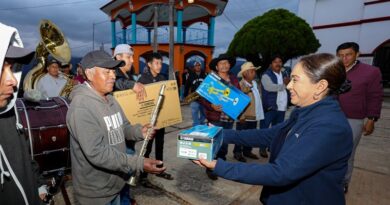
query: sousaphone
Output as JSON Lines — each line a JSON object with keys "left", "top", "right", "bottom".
{"left": 23, "top": 19, "right": 73, "bottom": 98}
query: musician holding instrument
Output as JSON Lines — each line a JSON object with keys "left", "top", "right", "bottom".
{"left": 184, "top": 60, "right": 207, "bottom": 126}
{"left": 22, "top": 19, "right": 74, "bottom": 101}
{"left": 36, "top": 58, "right": 68, "bottom": 99}
{"left": 0, "top": 22, "right": 47, "bottom": 205}
{"left": 66, "top": 50, "right": 165, "bottom": 205}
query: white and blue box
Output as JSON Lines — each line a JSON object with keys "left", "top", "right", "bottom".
{"left": 177, "top": 125, "right": 223, "bottom": 161}
{"left": 196, "top": 72, "right": 250, "bottom": 120}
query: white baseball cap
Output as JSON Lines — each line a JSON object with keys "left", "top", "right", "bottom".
{"left": 113, "top": 44, "right": 134, "bottom": 57}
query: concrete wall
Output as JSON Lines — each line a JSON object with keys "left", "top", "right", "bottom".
{"left": 312, "top": 0, "right": 364, "bottom": 26}
{"left": 297, "top": 0, "right": 390, "bottom": 55}
{"left": 314, "top": 25, "right": 361, "bottom": 53}
{"left": 360, "top": 21, "right": 390, "bottom": 54}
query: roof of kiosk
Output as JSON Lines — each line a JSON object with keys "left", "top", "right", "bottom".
{"left": 101, "top": 0, "right": 228, "bottom": 27}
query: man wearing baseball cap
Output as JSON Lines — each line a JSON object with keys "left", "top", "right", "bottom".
{"left": 35, "top": 57, "right": 68, "bottom": 99}
{"left": 66, "top": 50, "right": 165, "bottom": 204}
{"left": 0, "top": 22, "right": 47, "bottom": 205}
{"left": 113, "top": 43, "right": 144, "bottom": 205}
{"left": 113, "top": 44, "right": 146, "bottom": 101}
{"left": 184, "top": 60, "right": 206, "bottom": 126}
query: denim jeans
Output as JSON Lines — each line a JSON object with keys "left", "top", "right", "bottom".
{"left": 180, "top": 85, "right": 185, "bottom": 101}
{"left": 106, "top": 195, "right": 120, "bottom": 205}
{"left": 260, "top": 110, "right": 285, "bottom": 129}
{"left": 190, "top": 101, "right": 206, "bottom": 126}
{"left": 120, "top": 145, "right": 135, "bottom": 205}
{"left": 210, "top": 121, "right": 234, "bottom": 160}
{"left": 233, "top": 121, "right": 258, "bottom": 154}
{"left": 344, "top": 118, "right": 364, "bottom": 185}
{"left": 259, "top": 110, "right": 285, "bottom": 153}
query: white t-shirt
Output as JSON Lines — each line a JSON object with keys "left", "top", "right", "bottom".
{"left": 273, "top": 71, "right": 288, "bottom": 111}
{"left": 36, "top": 73, "right": 67, "bottom": 99}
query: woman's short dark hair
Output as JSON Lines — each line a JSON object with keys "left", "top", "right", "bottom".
{"left": 270, "top": 54, "right": 283, "bottom": 63}
{"left": 336, "top": 42, "right": 359, "bottom": 53}
{"left": 299, "top": 53, "right": 350, "bottom": 96}
{"left": 146, "top": 52, "right": 162, "bottom": 63}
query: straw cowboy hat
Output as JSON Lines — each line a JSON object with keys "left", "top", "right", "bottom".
{"left": 209, "top": 53, "right": 236, "bottom": 71}
{"left": 237, "top": 61, "right": 261, "bottom": 77}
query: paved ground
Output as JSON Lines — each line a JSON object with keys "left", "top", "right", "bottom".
{"left": 54, "top": 98, "right": 390, "bottom": 205}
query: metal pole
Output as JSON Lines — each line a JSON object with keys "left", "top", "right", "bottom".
{"left": 153, "top": 6, "right": 158, "bottom": 53}
{"left": 168, "top": 0, "right": 175, "bottom": 80}
{"left": 92, "top": 22, "right": 95, "bottom": 50}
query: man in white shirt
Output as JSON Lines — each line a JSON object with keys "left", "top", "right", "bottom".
{"left": 260, "top": 55, "right": 290, "bottom": 158}
{"left": 234, "top": 62, "right": 264, "bottom": 161}
{"left": 36, "top": 58, "right": 67, "bottom": 99}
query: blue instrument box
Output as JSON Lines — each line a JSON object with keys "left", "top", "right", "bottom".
{"left": 177, "top": 125, "right": 223, "bottom": 161}
{"left": 196, "top": 72, "right": 250, "bottom": 120}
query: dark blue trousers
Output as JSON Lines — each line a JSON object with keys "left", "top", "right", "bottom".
{"left": 233, "top": 121, "right": 258, "bottom": 154}
{"left": 210, "top": 121, "right": 234, "bottom": 160}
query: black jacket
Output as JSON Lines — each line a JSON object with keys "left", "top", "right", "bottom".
{"left": 0, "top": 110, "right": 43, "bottom": 205}
{"left": 114, "top": 68, "right": 136, "bottom": 91}
{"left": 137, "top": 68, "right": 166, "bottom": 84}
{"left": 184, "top": 71, "right": 206, "bottom": 97}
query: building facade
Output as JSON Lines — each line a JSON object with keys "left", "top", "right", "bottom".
{"left": 297, "top": 0, "right": 390, "bottom": 85}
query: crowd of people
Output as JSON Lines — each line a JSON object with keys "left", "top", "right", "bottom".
{"left": 0, "top": 21, "right": 384, "bottom": 205}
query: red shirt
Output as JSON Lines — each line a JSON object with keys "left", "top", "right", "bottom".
{"left": 338, "top": 61, "right": 383, "bottom": 119}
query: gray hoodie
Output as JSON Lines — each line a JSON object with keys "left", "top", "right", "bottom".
{"left": 66, "top": 83, "right": 144, "bottom": 204}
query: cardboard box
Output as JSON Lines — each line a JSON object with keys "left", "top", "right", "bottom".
{"left": 177, "top": 125, "right": 223, "bottom": 161}
{"left": 196, "top": 72, "right": 250, "bottom": 120}
{"left": 114, "top": 80, "right": 182, "bottom": 129}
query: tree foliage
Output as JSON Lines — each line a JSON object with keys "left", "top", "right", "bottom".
{"left": 227, "top": 9, "right": 320, "bottom": 69}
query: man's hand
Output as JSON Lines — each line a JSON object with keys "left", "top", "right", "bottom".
{"left": 211, "top": 104, "right": 222, "bottom": 112}
{"left": 38, "top": 185, "right": 48, "bottom": 202}
{"left": 193, "top": 158, "right": 217, "bottom": 169}
{"left": 363, "top": 119, "right": 375, "bottom": 136}
{"left": 143, "top": 158, "right": 166, "bottom": 174}
{"left": 133, "top": 82, "right": 147, "bottom": 101}
{"left": 141, "top": 123, "right": 156, "bottom": 139}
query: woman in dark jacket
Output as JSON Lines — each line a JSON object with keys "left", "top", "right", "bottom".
{"left": 194, "top": 53, "right": 353, "bottom": 205}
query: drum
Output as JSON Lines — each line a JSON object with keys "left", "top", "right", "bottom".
{"left": 15, "top": 97, "right": 70, "bottom": 175}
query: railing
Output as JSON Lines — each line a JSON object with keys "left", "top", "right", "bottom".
{"left": 115, "top": 26, "right": 208, "bottom": 45}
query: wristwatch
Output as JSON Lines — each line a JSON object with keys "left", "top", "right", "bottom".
{"left": 367, "top": 117, "right": 378, "bottom": 122}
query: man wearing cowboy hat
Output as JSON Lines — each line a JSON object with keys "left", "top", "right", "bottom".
{"left": 199, "top": 53, "right": 241, "bottom": 179}
{"left": 234, "top": 62, "right": 264, "bottom": 161}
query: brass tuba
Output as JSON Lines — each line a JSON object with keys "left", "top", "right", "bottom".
{"left": 23, "top": 19, "right": 73, "bottom": 98}
{"left": 183, "top": 91, "right": 200, "bottom": 104}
